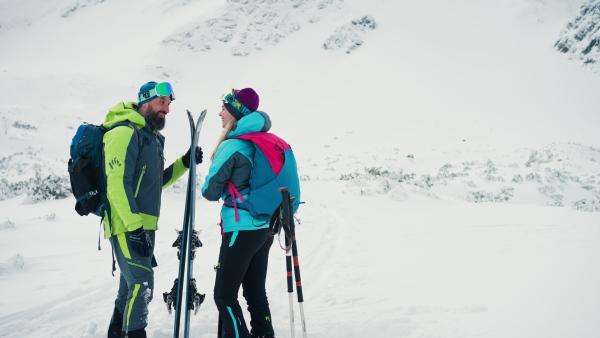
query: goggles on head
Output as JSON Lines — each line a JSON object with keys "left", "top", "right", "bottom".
{"left": 139, "top": 82, "right": 175, "bottom": 103}
{"left": 221, "top": 88, "right": 252, "bottom": 116}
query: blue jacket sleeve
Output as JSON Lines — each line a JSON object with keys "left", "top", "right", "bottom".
{"left": 202, "top": 139, "right": 253, "bottom": 201}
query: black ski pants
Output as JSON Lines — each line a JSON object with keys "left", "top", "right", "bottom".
{"left": 215, "top": 228, "right": 274, "bottom": 338}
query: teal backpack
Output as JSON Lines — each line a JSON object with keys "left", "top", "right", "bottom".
{"left": 224, "top": 132, "right": 301, "bottom": 223}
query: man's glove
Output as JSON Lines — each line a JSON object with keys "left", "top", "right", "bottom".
{"left": 182, "top": 146, "right": 203, "bottom": 168}
{"left": 128, "top": 227, "right": 152, "bottom": 257}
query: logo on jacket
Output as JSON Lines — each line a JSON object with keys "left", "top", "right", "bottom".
{"left": 108, "top": 158, "right": 122, "bottom": 169}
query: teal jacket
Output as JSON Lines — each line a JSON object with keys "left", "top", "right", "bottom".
{"left": 101, "top": 102, "right": 188, "bottom": 238}
{"left": 202, "top": 111, "right": 272, "bottom": 232}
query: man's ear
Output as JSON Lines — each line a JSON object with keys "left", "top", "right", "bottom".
{"left": 138, "top": 104, "right": 146, "bottom": 116}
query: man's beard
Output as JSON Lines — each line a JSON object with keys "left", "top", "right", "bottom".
{"left": 145, "top": 105, "right": 166, "bottom": 130}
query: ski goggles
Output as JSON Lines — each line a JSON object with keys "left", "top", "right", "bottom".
{"left": 139, "top": 82, "right": 176, "bottom": 103}
{"left": 221, "top": 88, "right": 252, "bottom": 116}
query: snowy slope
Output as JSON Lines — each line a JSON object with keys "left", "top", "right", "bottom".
{"left": 1, "top": 0, "right": 600, "bottom": 337}
{"left": 555, "top": 0, "right": 600, "bottom": 71}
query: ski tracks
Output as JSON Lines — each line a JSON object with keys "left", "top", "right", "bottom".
{"left": 0, "top": 279, "right": 115, "bottom": 337}
{"left": 267, "top": 180, "right": 386, "bottom": 337}
{"left": 268, "top": 181, "right": 484, "bottom": 337}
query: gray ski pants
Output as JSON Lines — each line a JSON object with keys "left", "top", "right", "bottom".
{"left": 109, "top": 230, "right": 156, "bottom": 333}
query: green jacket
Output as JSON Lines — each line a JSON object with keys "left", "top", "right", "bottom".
{"left": 101, "top": 101, "right": 187, "bottom": 238}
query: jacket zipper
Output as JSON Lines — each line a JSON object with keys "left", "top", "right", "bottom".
{"left": 157, "top": 138, "right": 164, "bottom": 212}
{"left": 134, "top": 163, "right": 147, "bottom": 198}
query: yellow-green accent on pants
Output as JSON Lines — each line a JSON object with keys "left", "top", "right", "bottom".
{"left": 126, "top": 284, "right": 141, "bottom": 330}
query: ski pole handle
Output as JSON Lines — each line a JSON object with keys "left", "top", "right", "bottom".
{"left": 279, "top": 188, "right": 292, "bottom": 237}
{"left": 280, "top": 188, "right": 294, "bottom": 292}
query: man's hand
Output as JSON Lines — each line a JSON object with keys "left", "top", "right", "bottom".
{"left": 128, "top": 227, "right": 152, "bottom": 257}
{"left": 182, "top": 146, "right": 203, "bottom": 168}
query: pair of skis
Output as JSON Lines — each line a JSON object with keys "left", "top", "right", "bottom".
{"left": 163, "top": 109, "right": 207, "bottom": 338}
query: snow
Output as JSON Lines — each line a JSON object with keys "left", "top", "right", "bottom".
{"left": 1, "top": 0, "right": 600, "bottom": 337}
{"left": 555, "top": 0, "right": 600, "bottom": 72}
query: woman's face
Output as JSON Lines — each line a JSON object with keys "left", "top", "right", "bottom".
{"left": 219, "top": 105, "right": 235, "bottom": 128}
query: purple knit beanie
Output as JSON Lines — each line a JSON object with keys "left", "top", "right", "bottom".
{"left": 223, "top": 88, "right": 260, "bottom": 120}
{"left": 235, "top": 88, "right": 259, "bottom": 112}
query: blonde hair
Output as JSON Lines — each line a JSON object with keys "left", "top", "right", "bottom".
{"left": 211, "top": 118, "right": 237, "bottom": 161}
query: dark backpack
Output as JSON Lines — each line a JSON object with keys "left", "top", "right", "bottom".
{"left": 68, "top": 122, "right": 140, "bottom": 217}
{"left": 225, "top": 132, "right": 301, "bottom": 223}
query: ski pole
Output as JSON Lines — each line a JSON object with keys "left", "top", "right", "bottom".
{"left": 289, "top": 212, "right": 307, "bottom": 338}
{"left": 280, "top": 188, "right": 307, "bottom": 338}
{"left": 285, "top": 228, "right": 295, "bottom": 338}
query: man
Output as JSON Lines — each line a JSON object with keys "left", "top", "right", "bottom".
{"left": 103, "top": 81, "right": 202, "bottom": 338}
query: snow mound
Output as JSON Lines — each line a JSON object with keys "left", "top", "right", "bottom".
{"left": 0, "top": 254, "right": 25, "bottom": 275}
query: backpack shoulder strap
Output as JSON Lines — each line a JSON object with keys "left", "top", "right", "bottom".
{"left": 234, "top": 132, "right": 291, "bottom": 150}
{"left": 108, "top": 121, "right": 143, "bottom": 152}
{"left": 234, "top": 132, "right": 291, "bottom": 175}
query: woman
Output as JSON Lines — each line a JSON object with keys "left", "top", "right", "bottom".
{"left": 202, "top": 88, "right": 276, "bottom": 338}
